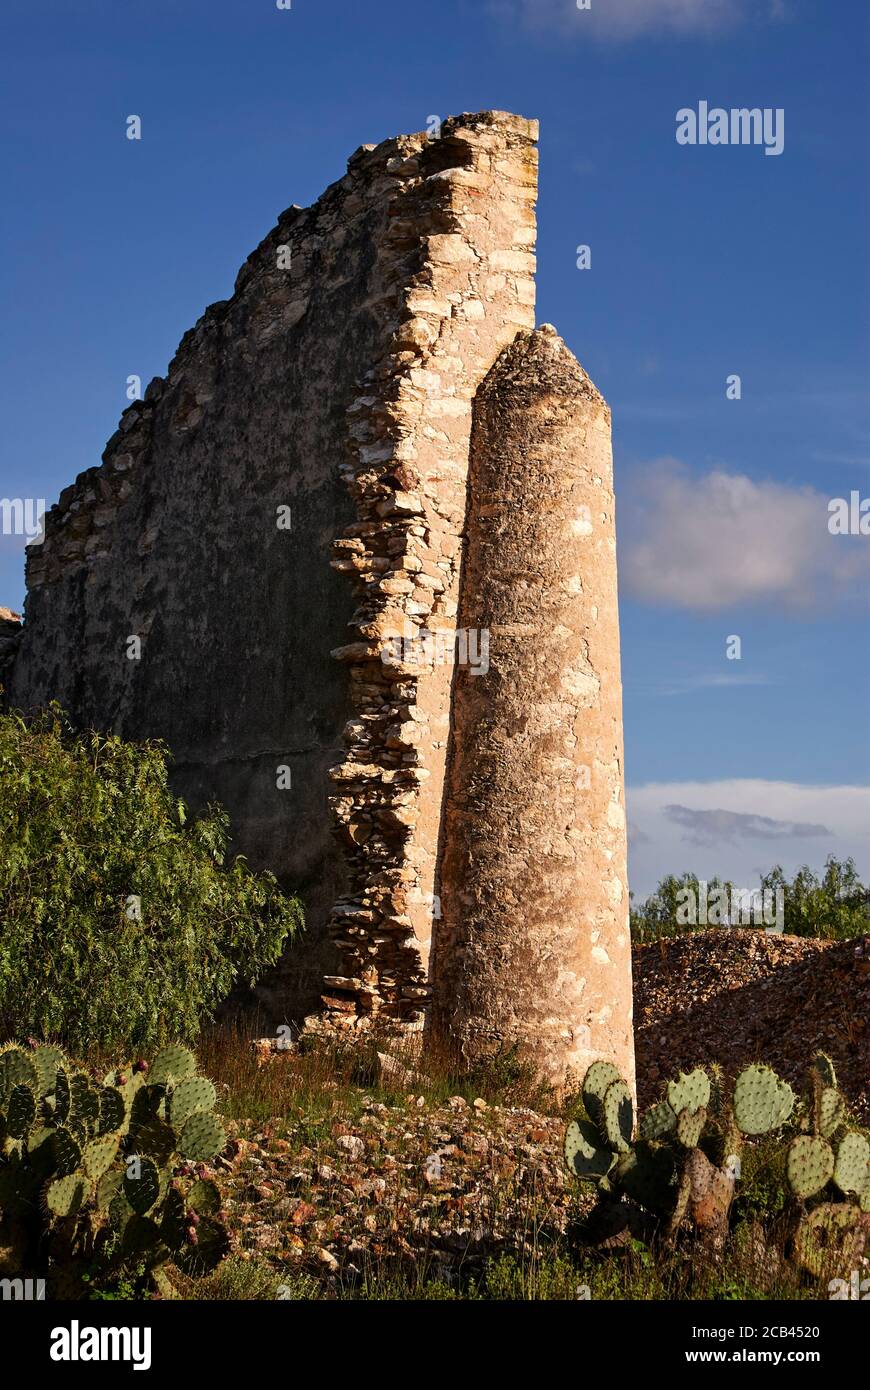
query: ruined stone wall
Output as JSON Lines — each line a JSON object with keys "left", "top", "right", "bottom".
{"left": 325, "top": 116, "right": 538, "bottom": 1030}
{"left": 0, "top": 609, "right": 22, "bottom": 694}
{"left": 8, "top": 112, "right": 537, "bottom": 1027}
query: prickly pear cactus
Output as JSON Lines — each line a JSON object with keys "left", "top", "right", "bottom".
{"left": 833, "top": 1133, "right": 870, "bottom": 1197}
{"left": 793, "top": 1203, "right": 869, "bottom": 1278}
{"left": 0, "top": 1038, "right": 230, "bottom": 1295}
{"left": 733, "top": 1064, "right": 795, "bottom": 1136}
{"left": 668, "top": 1069, "right": 710, "bottom": 1117}
{"left": 565, "top": 1053, "right": 865, "bottom": 1264}
{"left": 602, "top": 1080, "right": 633, "bottom": 1154}
{"left": 564, "top": 1119, "right": 616, "bottom": 1181}
{"left": 581, "top": 1061, "right": 622, "bottom": 1128}
{"left": 787, "top": 1135, "right": 835, "bottom": 1199}
{"left": 676, "top": 1106, "right": 707, "bottom": 1151}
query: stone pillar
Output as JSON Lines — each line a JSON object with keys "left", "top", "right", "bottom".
{"left": 428, "top": 325, "right": 635, "bottom": 1095}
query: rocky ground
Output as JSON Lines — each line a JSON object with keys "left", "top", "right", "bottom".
{"left": 634, "top": 929, "right": 870, "bottom": 1122}
{"left": 199, "top": 929, "right": 870, "bottom": 1296}
{"left": 216, "top": 1097, "right": 575, "bottom": 1296}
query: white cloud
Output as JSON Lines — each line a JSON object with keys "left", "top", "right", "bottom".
{"left": 627, "top": 779, "right": 870, "bottom": 898}
{"left": 618, "top": 459, "right": 870, "bottom": 612}
{"left": 492, "top": 0, "right": 746, "bottom": 40}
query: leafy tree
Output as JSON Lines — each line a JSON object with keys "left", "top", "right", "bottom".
{"left": 631, "top": 856, "right": 869, "bottom": 944}
{"left": 629, "top": 873, "right": 732, "bottom": 944}
{"left": 760, "top": 856, "right": 869, "bottom": 940}
{"left": 0, "top": 707, "right": 301, "bottom": 1052}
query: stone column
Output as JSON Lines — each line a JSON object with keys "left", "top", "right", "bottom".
{"left": 428, "top": 325, "right": 635, "bottom": 1095}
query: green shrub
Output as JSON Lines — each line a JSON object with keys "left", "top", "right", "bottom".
{"left": 0, "top": 707, "right": 301, "bottom": 1052}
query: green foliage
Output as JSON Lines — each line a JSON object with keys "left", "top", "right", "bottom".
{"left": 629, "top": 873, "right": 736, "bottom": 944}
{"left": 0, "top": 707, "right": 302, "bottom": 1052}
{"left": 761, "top": 858, "right": 870, "bottom": 940}
{"left": 630, "top": 857, "right": 870, "bottom": 943}
{"left": 0, "top": 1039, "right": 229, "bottom": 1296}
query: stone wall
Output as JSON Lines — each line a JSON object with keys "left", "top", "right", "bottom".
{"left": 0, "top": 609, "right": 22, "bottom": 694}
{"left": 324, "top": 115, "right": 538, "bottom": 1030}
{"left": 8, "top": 112, "right": 538, "bottom": 1028}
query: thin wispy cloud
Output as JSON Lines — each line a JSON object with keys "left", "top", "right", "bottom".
{"left": 663, "top": 803, "right": 830, "bottom": 846}
{"left": 618, "top": 459, "right": 870, "bottom": 613}
{"left": 490, "top": 0, "right": 787, "bottom": 41}
{"left": 647, "top": 672, "right": 772, "bottom": 697}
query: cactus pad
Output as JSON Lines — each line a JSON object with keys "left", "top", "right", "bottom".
{"left": 51, "top": 1126, "right": 82, "bottom": 1177}
{"left": 178, "top": 1111, "right": 226, "bottom": 1162}
{"left": 96, "top": 1168, "right": 123, "bottom": 1212}
{"left": 168, "top": 1075, "right": 216, "bottom": 1128}
{"left": 69, "top": 1072, "right": 99, "bottom": 1129}
{"left": 676, "top": 1106, "right": 707, "bottom": 1151}
{"left": 159, "top": 1185, "right": 188, "bottom": 1252}
{"left": 149, "top": 1045, "right": 197, "bottom": 1087}
{"left": 53, "top": 1068, "right": 71, "bottom": 1122}
{"left": 733, "top": 1064, "right": 795, "bottom": 1135}
{"left": 27, "top": 1124, "right": 54, "bottom": 1157}
{"left": 612, "top": 1142, "right": 677, "bottom": 1215}
{"left": 45, "top": 1174, "right": 87, "bottom": 1218}
{"left": 6, "top": 1082, "right": 37, "bottom": 1138}
{"left": 581, "top": 1061, "right": 623, "bottom": 1126}
{"left": 565, "top": 1118, "right": 617, "bottom": 1180}
{"left": 98, "top": 1086, "right": 126, "bottom": 1135}
{"left": 0, "top": 1046, "right": 38, "bottom": 1100}
{"left": 787, "top": 1135, "right": 835, "bottom": 1199}
{"left": 83, "top": 1134, "right": 120, "bottom": 1181}
{"left": 809, "top": 1052, "right": 837, "bottom": 1089}
{"left": 187, "top": 1178, "right": 221, "bottom": 1215}
{"left": 833, "top": 1132, "right": 870, "bottom": 1196}
{"left": 818, "top": 1087, "right": 845, "bottom": 1140}
{"left": 602, "top": 1080, "right": 633, "bottom": 1153}
{"left": 123, "top": 1154, "right": 161, "bottom": 1214}
{"left": 793, "top": 1203, "right": 864, "bottom": 1278}
{"left": 668, "top": 1069, "right": 711, "bottom": 1117}
{"left": 640, "top": 1101, "right": 677, "bottom": 1142}
{"left": 131, "top": 1117, "right": 177, "bottom": 1166}
{"left": 32, "top": 1044, "right": 67, "bottom": 1095}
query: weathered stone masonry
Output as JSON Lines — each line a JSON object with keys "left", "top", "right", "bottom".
{"left": 428, "top": 327, "right": 635, "bottom": 1092}
{"left": 6, "top": 112, "right": 538, "bottom": 1025}
{"left": 324, "top": 114, "right": 538, "bottom": 1030}
{"left": 5, "top": 111, "right": 634, "bottom": 1086}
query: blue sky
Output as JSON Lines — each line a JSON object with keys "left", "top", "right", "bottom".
{"left": 1, "top": 0, "right": 868, "bottom": 896}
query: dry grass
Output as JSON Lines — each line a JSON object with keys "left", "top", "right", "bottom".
{"left": 197, "top": 1020, "right": 561, "bottom": 1130}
